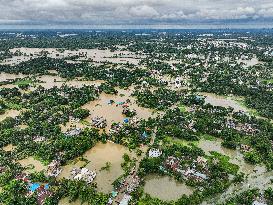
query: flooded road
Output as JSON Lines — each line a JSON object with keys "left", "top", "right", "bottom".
{"left": 202, "top": 169, "right": 273, "bottom": 205}
{"left": 144, "top": 174, "right": 194, "bottom": 201}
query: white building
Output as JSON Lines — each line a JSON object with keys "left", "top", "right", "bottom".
{"left": 148, "top": 148, "right": 162, "bottom": 158}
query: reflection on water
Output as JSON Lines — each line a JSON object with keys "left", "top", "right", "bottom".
{"left": 144, "top": 174, "right": 193, "bottom": 201}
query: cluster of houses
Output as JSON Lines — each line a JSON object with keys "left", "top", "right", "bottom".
{"left": 69, "top": 116, "right": 80, "bottom": 123}
{"left": 110, "top": 123, "right": 124, "bottom": 134}
{"left": 70, "top": 167, "right": 96, "bottom": 184}
{"left": 161, "top": 156, "right": 209, "bottom": 182}
{"left": 109, "top": 117, "right": 140, "bottom": 134}
{"left": 91, "top": 116, "right": 107, "bottom": 128}
{"left": 47, "top": 160, "right": 62, "bottom": 177}
{"left": 107, "top": 166, "right": 141, "bottom": 205}
{"left": 240, "top": 144, "right": 253, "bottom": 152}
{"left": 15, "top": 173, "right": 52, "bottom": 205}
{"left": 227, "top": 119, "right": 259, "bottom": 135}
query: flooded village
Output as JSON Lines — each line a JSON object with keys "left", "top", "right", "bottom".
{"left": 0, "top": 30, "right": 273, "bottom": 205}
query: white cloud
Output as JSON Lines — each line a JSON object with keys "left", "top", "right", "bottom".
{"left": 129, "top": 5, "right": 159, "bottom": 18}
{"left": 0, "top": 0, "right": 272, "bottom": 25}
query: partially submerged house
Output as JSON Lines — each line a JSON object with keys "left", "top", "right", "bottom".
{"left": 91, "top": 116, "right": 107, "bottom": 128}
{"left": 47, "top": 160, "right": 62, "bottom": 177}
{"left": 71, "top": 167, "right": 96, "bottom": 184}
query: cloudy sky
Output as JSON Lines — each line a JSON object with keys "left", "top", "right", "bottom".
{"left": 1, "top": 0, "right": 273, "bottom": 28}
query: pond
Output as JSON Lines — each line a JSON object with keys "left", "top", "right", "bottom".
{"left": 144, "top": 174, "right": 194, "bottom": 201}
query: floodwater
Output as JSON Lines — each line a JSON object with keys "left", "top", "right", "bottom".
{"left": 59, "top": 142, "right": 131, "bottom": 194}
{"left": 37, "top": 75, "right": 104, "bottom": 89}
{"left": 201, "top": 166, "right": 273, "bottom": 205}
{"left": 200, "top": 92, "right": 247, "bottom": 112}
{"left": 58, "top": 198, "right": 86, "bottom": 205}
{"left": 144, "top": 174, "right": 194, "bottom": 201}
{"left": 60, "top": 120, "right": 88, "bottom": 133}
{"left": 198, "top": 138, "right": 272, "bottom": 204}
{"left": 0, "top": 110, "right": 21, "bottom": 122}
{"left": 198, "top": 138, "right": 265, "bottom": 175}
{"left": 0, "top": 72, "right": 28, "bottom": 81}
{"left": 6, "top": 47, "right": 145, "bottom": 65}
{"left": 36, "top": 75, "right": 66, "bottom": 89}
{"left": 2, "top": 144, "right": 16, "bottom": 152}
{"left": 58, "top": 160, "right": 86, "bottom": 179}
{"left": 237, "top": 57, "right": 260, "bottom": 67}
{"left": 82, "top": 87, "right": 156, "bottom": 131}
{"left": 18, "top": 157, "right": 47, "bottom": 173}
{"left": 0, "top": 72, "right": 104, "bottom": 90}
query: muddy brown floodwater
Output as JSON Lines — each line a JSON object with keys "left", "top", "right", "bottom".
{"left": 0, "top": 72, "right": 28, "bottom": 81}
{"left": 58, "top": 198, "right": 86, "bottom": 205}
{"left": 198, "top": 138, "right": 273, "bottom": 205}
{"left": 36, "top": 75, "right": 104, "bottom": 89}
{"left": 197, "top": 138, "right": 264, "bottom": 175}
{"left": 6, "top": 47, "right": 145, "bottom": 65}
{"left": 200, "top": 92, "right": 248, "bottom": 112}
{"left": 18, "top": 157, "right": 47, "bottom": 173}
{"left": 2, "top": 144, "right": 17, "bottom": 152}
{"left": 59, "top": 141, "right": 132, "bottom": 194}
{"left": 82, "top": 87, "right": 156, "bottom": 132}
{"left": 144, "top": 174, "right": 194, "bottom": 201}
{"left": 0, "top": 110, "right": 21, "bottom": 122}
